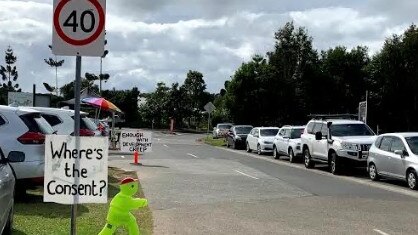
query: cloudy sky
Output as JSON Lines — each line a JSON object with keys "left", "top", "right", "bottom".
{"left": 0, "top": 0, "right": 417, "bottom": 94}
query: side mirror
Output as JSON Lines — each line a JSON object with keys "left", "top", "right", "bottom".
{"left": 394, "top": 150, "right": 408, "bottom": 157}
{"left": 8, "top": 151, "right": 25, "bottom": 163}
{"left": 315, "top": 132, "right": 322, "bottom": 140}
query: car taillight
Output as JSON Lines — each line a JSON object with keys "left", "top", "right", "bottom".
{"left": 71, "top": 129, "right": 95, "bottom": 136}
{"left": 18, "top": 132, "right": 45, "bottom": 144}
{"left": 80, "top": 129, "right": 95, "bottom": 136}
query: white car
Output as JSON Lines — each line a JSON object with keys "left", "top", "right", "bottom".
{"left": 246, "top": 127, "right": 279, "bottom": 155}
{"left": 301, "top": 115, "right": 376, "bottom": 175}
{"left": 273, "top": 125, "right": 305, "bottom": 162}
{"left": 367, "top": 133, "right": 418, "bottom": 190}
{"left": 213, "top": 123, "right": 233, "bottom": 138}
{"left": 32, "top": 107, "right": 100, "bottom": 136}
{"left": 0, "top": 149, "right": 25, "bottom": 235}
{"left": 0, "top": 105, "right": 55, "bottom": 191}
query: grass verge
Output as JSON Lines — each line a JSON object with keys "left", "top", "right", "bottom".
{"left": 13, "top": 167, "right": 153, "bottom": 235}
{"left": 202, "top": 136, "right": 226, "bottom": 147}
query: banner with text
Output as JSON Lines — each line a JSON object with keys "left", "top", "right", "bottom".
{"left": 44, "top": 135, "right": 108, "bottom": 204}
{"left": 120, "top": 129, "right": 152, "bottom": 153}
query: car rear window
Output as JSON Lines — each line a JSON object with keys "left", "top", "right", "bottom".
{"left": 20, "top": 113, "right": 54, "bottom": 134}
{"left": 72, "top": 115, "right": 98, "bottom": 130}
{"left": 41, "top": 114, "right": 62, "bottom": 127}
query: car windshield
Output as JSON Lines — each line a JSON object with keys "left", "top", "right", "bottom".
{"left": 330, "top": 124, "right": 374, "bottom": 136}
{"left": 235, "top": 126, "right": 252, "bottom": 134}
{"left": 405, "top": 137, "right": 418, "bottom": 155}
{"left": 218, "top": 124, "right": 232, "bottom": 130}
{"left": 260, "top": 129, "right": 279, "bottom": 136}
{"left": 290, "top": 128, "right": 304, "bottom": 139}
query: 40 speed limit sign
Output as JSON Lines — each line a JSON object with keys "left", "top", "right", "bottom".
{"left": 52, "top": 0, "right": 106, "bottom": 56}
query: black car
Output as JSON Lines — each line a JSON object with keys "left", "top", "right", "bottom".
{"left": 226, "top": 125, "right": 253, "bottom": 149}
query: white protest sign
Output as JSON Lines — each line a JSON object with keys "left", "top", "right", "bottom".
{"left": 44, "top": 135, "right": 108, "bottom": 204}
{"left": 120, "top": 129, "right": 152, "bottom": 153}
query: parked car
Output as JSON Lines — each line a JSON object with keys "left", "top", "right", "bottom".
{"left": 31, "top": 107, "right": 100, "bottom": 136}
{"left": 226, "top": 125, "right": 253, "bottom": 149}
{"left": 273, "top": 125, "right": 305, "bottom": 162}
{"left": 0, "top": 105, "right": 55, "bottom": 191}
{"left": 213, "top": 123, "right": 233, "bottom": 138}
{"left": 367, "top": 133, "right": 418, "bottom": 190}
{"left": 301, "top": 114, "right": 376, "bottom": 174}
{"left": 246, "top": 127, "right": 279, "bottom": 155}
{"left": 0, "top": 148, "right": 25, "bottom": 235}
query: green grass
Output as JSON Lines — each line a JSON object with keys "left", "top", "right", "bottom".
{"left": 13, "top": 168, "right": 153, "bottom": 235}
{"left": 202, "top": 136, "right": 226, "bottom": 147}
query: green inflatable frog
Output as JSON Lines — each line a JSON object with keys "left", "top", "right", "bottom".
{"left": 98, "top": 177, "right": 148, "bottom": 235}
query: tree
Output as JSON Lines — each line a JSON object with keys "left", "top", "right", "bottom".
{"left": 181, "top": 70, "right": 210, "bottom": 127}
{"left": 0, "top": 46, "right": 20, "bottom": 92}
{"left": 102, "top": 87, "right": 140, "bottom": 127}
{"left": 60, "top": 78, "right": 99, "bottom": 100}
{"left": 44, "top": 45, "right": 65, "bottom": 96}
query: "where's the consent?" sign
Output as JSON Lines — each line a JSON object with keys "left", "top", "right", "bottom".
{"left": 44, "top": 135, "right": 108, "bottom": 204}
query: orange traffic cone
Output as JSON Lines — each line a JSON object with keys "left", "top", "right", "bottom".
{"left": 132, "top": 150, "right": 142, "bottom": 165}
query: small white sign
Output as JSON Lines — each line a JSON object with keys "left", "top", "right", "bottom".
{"left": 44, "top": 135, "right": 108, "bottom": 204}
{"left": 120, "top": 129, "right": 152, "bottom": 153}
{"left": 8, "top": 92, "right": 33, "bottom": 106}
{"left": 52, "top": 0, "right": 106, "bottom": 56}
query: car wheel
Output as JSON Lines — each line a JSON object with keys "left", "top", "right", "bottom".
{"left": 330, "top": 152, "right": 341, "bottom": 175}
{"left": 257, "top": 144, "right": 262, "bottom": 155}
{"left": 289, "top": 148, "right": 295, "bottom": 163}
{"left": 368, "top": 163, "right": 379, "bottom": 181}
{"left": 273, "top": 146, "right": 279, "bottom": 159}
{"left": 246, "top": 142, "right": 251, "bottom": 152}
{"left": 3, "top": 206, "right": 13, "bottom": 235}
{"left": 407, "top": 170, "right": 418, "bottom": 190}
{"left": 304, "top": 148, "right": 314, "bottom": 168}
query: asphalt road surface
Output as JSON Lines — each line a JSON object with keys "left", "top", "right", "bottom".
{"left": 110, "top": 132, "right": 418, "bottom": 235}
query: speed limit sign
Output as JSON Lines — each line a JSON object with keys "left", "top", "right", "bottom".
{"left": 52, "top": 0, "right": 106, "bottom": 56}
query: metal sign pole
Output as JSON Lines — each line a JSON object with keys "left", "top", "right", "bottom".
{"left": 71, "top": 55, "right": 82, "bottom": 235}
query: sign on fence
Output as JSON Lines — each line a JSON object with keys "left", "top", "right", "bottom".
{"left": 44, "top": 135, "right": 108, "bottom": 204}
{"left": 120, "top": 129, "right": 152, "bottom": 153}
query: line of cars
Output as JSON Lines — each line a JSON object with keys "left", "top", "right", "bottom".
{"left": 0, "top": 105, "right": 103, "bottom": 234}
{"left": 216, "top": 114, "right": 418, "bottom": 191}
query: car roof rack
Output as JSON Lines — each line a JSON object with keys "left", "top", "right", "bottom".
{"left": 308, "top": 114, "right": 358, "bottom": 120}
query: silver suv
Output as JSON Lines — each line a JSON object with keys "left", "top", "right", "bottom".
{"left": 301, "top": 115, "right": 376, "bottom": 174}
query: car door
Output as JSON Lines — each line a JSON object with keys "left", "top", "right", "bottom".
{"left": 387, "top": 137, "right": 408, "bottom": 179}
{"left": 275, "top": 128, "right": 286, "bottom": 154}
{"left": 0, "top": 148, "right": 13, "bottom": 231}
{"left": 280, "top": 128, "right": 291, "bottom": 154}
{"left": 251, "top": 129, "right": 260, "bottom": 149}
{"left": 375, "top": 136, "right": 392, "bottom": 175}
{"left": 247, "top": 129, "right": 255, "bottom": 149}
{"left": 311, "top": 122, "right": 324, "bottom": 158}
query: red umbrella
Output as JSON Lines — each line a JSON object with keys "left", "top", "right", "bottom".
{"left": 81, "top": 97, "right": 122, "bottom": 113}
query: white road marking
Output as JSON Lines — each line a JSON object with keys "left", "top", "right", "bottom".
{"left": 157, "top": 138, "right": 161, "bottom": 141}
{"left": 217, "top": 146, "right": 418, "bottom": 199}
{"left": 187, "top": 153, "right": 199, "bottom": 158}
{"left": 234, "top": 170, "right": 259, "bottom": 180}
{"left": 163, "top": 144, "right": 169, "bottom": 148}
{"left": 121, "top": 156, "right": 125, "bottom": 159}
{"left": 373, "top": 229, "right": 390, "bottom": 235}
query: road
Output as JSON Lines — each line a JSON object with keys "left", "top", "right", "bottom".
{"left": 110, "top": 132, "right": 418, "bottom": 235}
